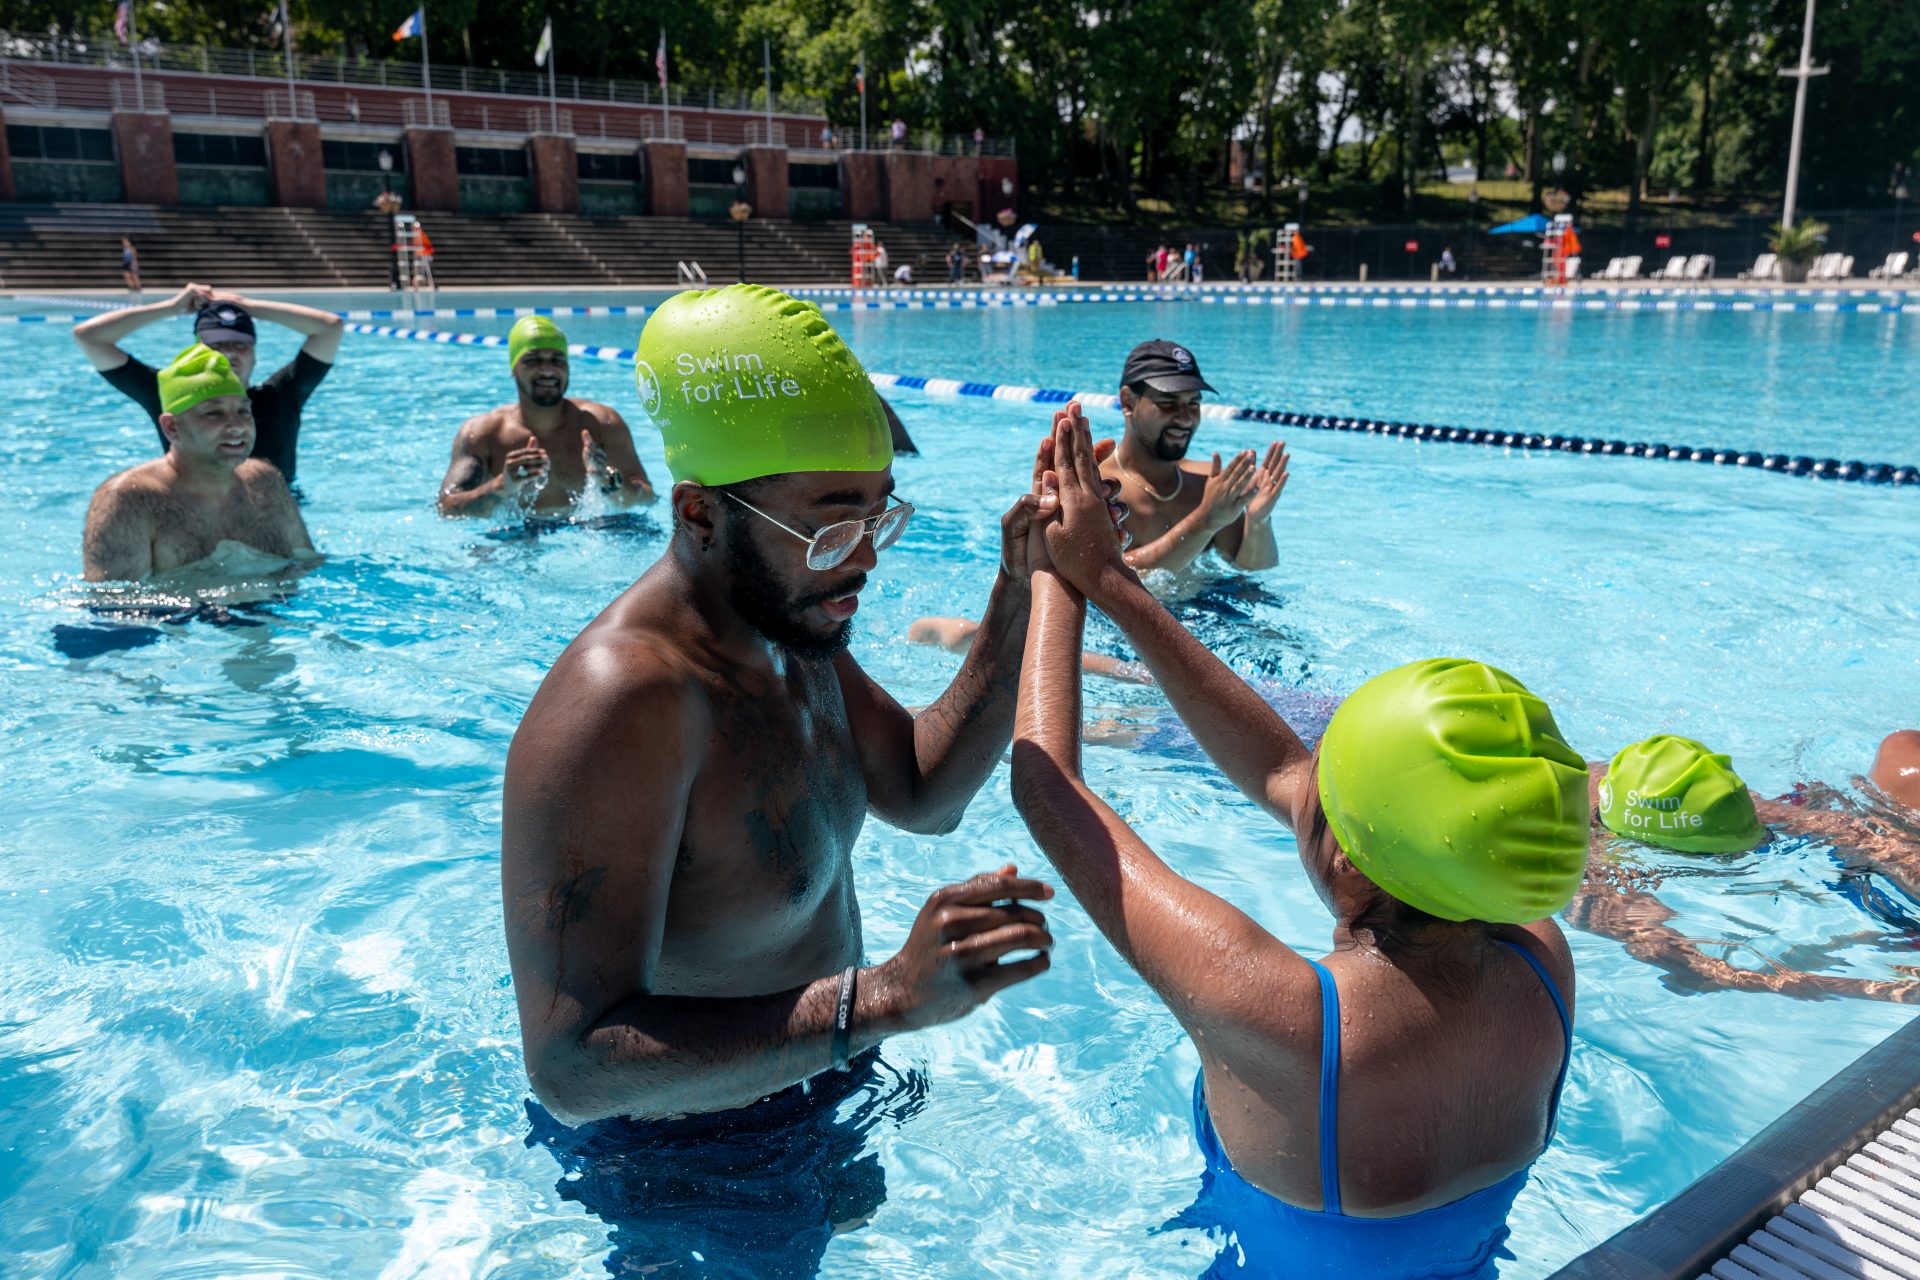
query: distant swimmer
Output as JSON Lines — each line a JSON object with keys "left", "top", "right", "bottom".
{"left": 502, "top": 286, "right": 1053, "bottom": 1274}
{"left": 1013, "top": 405, "right": 1581, "bottom": 1278}
{"left": 1565, "top": 735, "right": 1920, "bottom": 1004}
{"left": 1101, "top": 339, "right": 1288, "bottom": 584}
{"left": 438, "top": 316, "right": 656, "bottom": 518}
{"left": 82, "top": 346, "right": 316, "bottom": 584}
{"left": 74, "top": 284, "right": 342, "bottom": 484}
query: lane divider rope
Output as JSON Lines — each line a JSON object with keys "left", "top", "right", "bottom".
{"left": 336, "top": 321, "right": 1920, "bottom": 488}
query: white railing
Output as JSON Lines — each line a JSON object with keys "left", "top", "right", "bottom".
{"left": 402, "top": 97, "right": 450, "bottom": 129}
{"left": 746, "top": 120, "right": 787, "bottom": 147}
{"left": 640, "top": 115, "right": 687, "bottom": 143}
{"left": 527, "top": 106, "right": 572, "bottom": 136}
{"left": 109, "top": 79, "right": 165, "bottom": 113}
{"left": 0, "top": 60, "right": 55, "bottom": 106}
{"left": 265, "top": 87, "right": 316, "bottom": 121}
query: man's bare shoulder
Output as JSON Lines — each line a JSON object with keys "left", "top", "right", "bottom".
{"left": 89, "top": 458, "right": 174, "bottom": 506}
{"left": 236, "top": 457, "right": 295, "bottom": 495}
{"left": 523, "top": 589, "right": 715, "bottom": 751}
{"left": 455, "top": 406, "right": 519, "bottom": 447}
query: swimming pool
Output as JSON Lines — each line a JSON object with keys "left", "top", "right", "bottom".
{"left": 2, "top": 286, "right": 1916, "bottom": 1277}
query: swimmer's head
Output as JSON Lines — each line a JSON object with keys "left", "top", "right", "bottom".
{"left": 193, "top": 302, "right": 257, "bottom": 384}
{"left": 158, "top": 344, "right": 254, "bottom": 469}
{"left": 1599, "top": 735, "right": 1765, "bottom": 853}
{"left": 507, "top": 316, "right": 571, "bottom": 408}
{"left": 634, "top": 283, "right": 890, "bottom": 486}
{"left": 1118, "top": 340, "right": 1213, "bottom": 461}
{"left": 1309, "top": 658, "right": 1589, "bottom": 925}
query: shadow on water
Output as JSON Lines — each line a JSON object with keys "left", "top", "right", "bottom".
{"left": 524, "top": 1051, "right": 928, "bottom": 1279}
{"left": 51, "top": 602, "right": 276, "bottom": 661}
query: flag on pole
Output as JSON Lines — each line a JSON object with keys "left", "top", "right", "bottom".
{"left": 393, "top": 9, "right": 423, "bottom": 40}
{"left": 855, "top": 55, "right": 864, "bottom": 95}
{"left": 534, "top": 17, "right": 552, "bottom": 67}
{"left": 114, "top": 0, "right": 133, "bottom": 44}
{"left": 655, "top": 29, "right": 668, "bottom": 87}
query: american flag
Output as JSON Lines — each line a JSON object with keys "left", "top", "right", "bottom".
{"left": 113, "top": 0, "right": 132, "bottom": 44}
{"left": 655, "top": 30, "right": 667, "bottom": 87}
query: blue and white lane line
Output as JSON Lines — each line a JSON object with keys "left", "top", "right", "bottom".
{"left": 338, "top": 320, "right": 1920, "bottom": 486}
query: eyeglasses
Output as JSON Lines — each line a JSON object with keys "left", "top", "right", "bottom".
{"left": 724, "top": 492, "right": 914, "bottom": 571}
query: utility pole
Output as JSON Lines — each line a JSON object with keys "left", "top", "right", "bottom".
{"left": 1777, "top": 0, "right": 1828, "bottom": 228}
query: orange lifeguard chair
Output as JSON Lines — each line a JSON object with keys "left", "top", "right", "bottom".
{"left": 850, "top": 224, "right": 877, "bottom": 289}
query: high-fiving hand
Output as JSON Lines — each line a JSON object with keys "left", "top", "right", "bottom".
{"left": 1033, "top": 402, "right": 1142, "bottom": 604}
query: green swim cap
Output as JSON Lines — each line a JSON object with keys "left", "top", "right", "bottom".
{"left": 633, "top": 283, "right": 890, "bottom": 485}
{"left": 508, "top": 315, "right": 570, "bottom": 369}
{"left": 158, "top": 344, "right": 247, "bottom": 416}
{"left": 1599, "top": 735, "right": 1765, "bottom": 853}
{"left": 1317, "top": 658, "right": 1590, "bottom": 924}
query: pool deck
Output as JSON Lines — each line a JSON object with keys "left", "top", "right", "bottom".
{"left": 1548, "top": 1015, "right": 1920, "bottom": 1280}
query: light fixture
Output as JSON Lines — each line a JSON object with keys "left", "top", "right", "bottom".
{"left": 377, "top": 149, "right": 393, "bottom": 172}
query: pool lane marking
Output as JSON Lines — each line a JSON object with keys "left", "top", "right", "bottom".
{"left": 340, "top": 320, "right": 1920, "bottom": 487}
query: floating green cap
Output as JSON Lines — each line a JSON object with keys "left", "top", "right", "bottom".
{"left": 1316, "top": 658, "right": 1590, "bottom": 924}
{"left": 508, "top": 315, "right": 570, "bottom": 370}
{"left": 158, "top": 344, "right": 247, "bottom": 416}
{"left": 1599, "top": 735, "right": 1765, "bottom": 853}
{"left": 633, "top": 283, "right": 891, "bottom": 485}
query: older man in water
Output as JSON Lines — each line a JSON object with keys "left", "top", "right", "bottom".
{"left": 82, "top": 345, "right": 315, "bottom": 584}
{"left": 502, "top": 285, "right": 1056, "bottom": 1275}
{"left": 438, "top": 316, "right": 656, "bottom": 517}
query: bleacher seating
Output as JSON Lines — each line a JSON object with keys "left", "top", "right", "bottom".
{"left": 0, "top": 203, "right": 975, "bottom": 291}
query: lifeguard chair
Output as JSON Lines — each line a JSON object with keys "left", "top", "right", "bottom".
{"left": 1542, "top": 214, "right": 1578, "bottom": 286}
{"left": 1273, "top": 223, "right": 1305, "bottom": 283}
{"left": 393, "top": 214, "right": 436, "bottom": 306}
{"left": 850, "top": 224, "right": 877, "bottom": 290}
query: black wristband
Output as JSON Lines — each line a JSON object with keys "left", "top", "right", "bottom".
{"left": 831, "top": 965, "right": 857, "bottom": 1072}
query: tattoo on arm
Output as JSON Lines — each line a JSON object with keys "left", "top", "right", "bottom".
{"left": 544, "top": 866, "right": 608, "bottom": 931}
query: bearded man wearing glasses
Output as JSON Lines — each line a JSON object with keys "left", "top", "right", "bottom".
{"left": 500, "top": 286, "right": 1098, "bottom": 1274}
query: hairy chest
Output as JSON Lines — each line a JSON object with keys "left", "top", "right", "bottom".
{"left": 149, "top": 484, "right": 294, "bottom": 570}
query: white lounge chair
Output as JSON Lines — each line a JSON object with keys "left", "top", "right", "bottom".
{"left": 1806, "top": 253, "right": 1836, "bottom": 281}
{"left": 1684, "top": 254, "right": 1715, "bottom": 280}
{"left": 1740, "top": 253, "right": 1779, "bottom": 280}
{"left": 1618, "top": 255, "right": 1643, "bottom": 280}
{"left": 1599, "top": 257, "right": 1622, "bottom": 279}
{"left": 1837, "top": 254, "right": 1854, "bottom": 279}
{"left": 1868, "top": 252, "right": 1910, "bottom": 279}
{"left": 1564, "top": 255, "right": 1582, "bottom": 280}
{"left": 1653, "top": 255, "right": 1688, "bottom": 280}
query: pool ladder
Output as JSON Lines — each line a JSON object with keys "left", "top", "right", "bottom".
{"left": 677, "top": 260, "right": 708, "bottom": 286}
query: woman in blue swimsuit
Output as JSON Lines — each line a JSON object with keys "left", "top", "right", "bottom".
{"left": 1012, "top": 406, "right": 1587, "bottom": 1278}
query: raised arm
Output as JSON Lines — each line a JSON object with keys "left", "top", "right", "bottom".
{"left": 81, "top": 480, "right": 155, "bottom": 582}
{"left": 72, "top": 284, "right": 207, "bottom": 371}
{"left": 1053, "top": 409, "right": 1313, "bottom": 826}
{"left": 581, "top": 404, "right": 658, "bottom": 507}
{"left": 217, "top": 291, "right": 344, "bottom": 364}
{"left": 1012, "top": 562, "right": 1316, "bottom": 1037}
{"left": 504, "top": 642, "right": 1053, "bottom": 1123}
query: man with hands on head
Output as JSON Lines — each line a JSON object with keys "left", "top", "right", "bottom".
{"left": 438, "top": 317, "right": 655, "bottom": 518}
{"left": 74, "top": 282, "right": 342, "bottom": 484}
{"left": 1104, "top": 340, "right": 1288, "bottom": 580}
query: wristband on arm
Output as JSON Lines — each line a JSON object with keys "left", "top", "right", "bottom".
{"left": 831, "top": 965, "right": 857, "bottom": 1071}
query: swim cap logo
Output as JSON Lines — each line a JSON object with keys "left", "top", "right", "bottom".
{"left": 1598, "top": 780, "right": 1613, "bottom": 812}
{"left": 635, "top": 359, "right": 662, "bottom": 418}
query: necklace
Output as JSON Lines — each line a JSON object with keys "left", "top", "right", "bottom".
{"left": 1117, "top": 459, "right": 1183, "bottom": 503}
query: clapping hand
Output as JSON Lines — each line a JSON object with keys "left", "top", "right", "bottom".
{"left": 1244, "top": 442, "right": 1290, "bottom": 523}
{"left": 1005, "top": 421, "right": 1119, "bottom": 581}
{"left": 1036, "top": 402, "right": 1140, "bottom": 604}
{"left": 1194, "top": 450, "right": 1258, "bottom": 532}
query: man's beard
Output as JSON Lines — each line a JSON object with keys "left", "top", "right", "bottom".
{"left": 723, "top": 526, "right": 861, "bottom": 659}
{"left": 527, "top": 383, "right": 566, "bottom": 408}
{"left": 1153, "top": 430, "right": 1192, "bottom": 461}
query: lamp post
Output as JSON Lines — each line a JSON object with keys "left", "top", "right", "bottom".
{"left": 377, "top": 148, "right": 399, "bottom": 290}
{"left": 731, "top": 164, "right": 749, "bottom": 283}
{"left": 1897, "top": 183, "right": 1910, "bottom": 254}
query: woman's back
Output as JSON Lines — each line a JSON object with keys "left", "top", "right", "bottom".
{"left": 1202, "top": 924, "right": 1572, "bottom": 1214}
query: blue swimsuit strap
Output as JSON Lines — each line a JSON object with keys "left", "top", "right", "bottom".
{"left": 1308, "top": 941, "right": 1573, "bottom": 1217}
{"left": 1490, "top": 938, "right": 1575, "bottom": 1142}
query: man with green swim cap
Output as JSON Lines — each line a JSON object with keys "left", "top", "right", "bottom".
{"left": 1011, "top": 404, "right": 1581, "bottom": 1269}
{"left": 502, "top": 285, "right": 1058, "bottom": 1270}
{"left": 1564, "top": 733, "right": 1920, "bottom": 1004}
{"left": 438, "top": 316, "right": 656, "bottom": 518}
{"left": 82, "top": 344, "right": 316, "bottom": 583}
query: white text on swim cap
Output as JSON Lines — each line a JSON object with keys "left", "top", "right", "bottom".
{"left": 673, "top": 350, "right": 802, "bottom": 406}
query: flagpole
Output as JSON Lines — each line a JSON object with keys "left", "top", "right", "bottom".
{"left": 547, "top": 18, "right": 557, "bottom": 132}
{"left": 419, "top": 4, "right": 434, "bottom": 121}
{"left": 859, "top": 51, "right": 866, "bottom": 151}
{"left": 280, "top": 0, "right": 297, "bottom": 114}
{"left": 762, "top": 37, "right": 772, "bottom": 138}
{"left": 128, "top": 0, "right": 144, "bottom": 111}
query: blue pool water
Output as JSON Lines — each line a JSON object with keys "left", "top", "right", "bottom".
{"left": 2, "top": 287, "right": 1917, "bottom": 1277}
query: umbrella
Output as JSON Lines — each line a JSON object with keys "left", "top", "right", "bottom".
{"left": 1489, "top": 214, "right": 1550, "bottom": 235}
